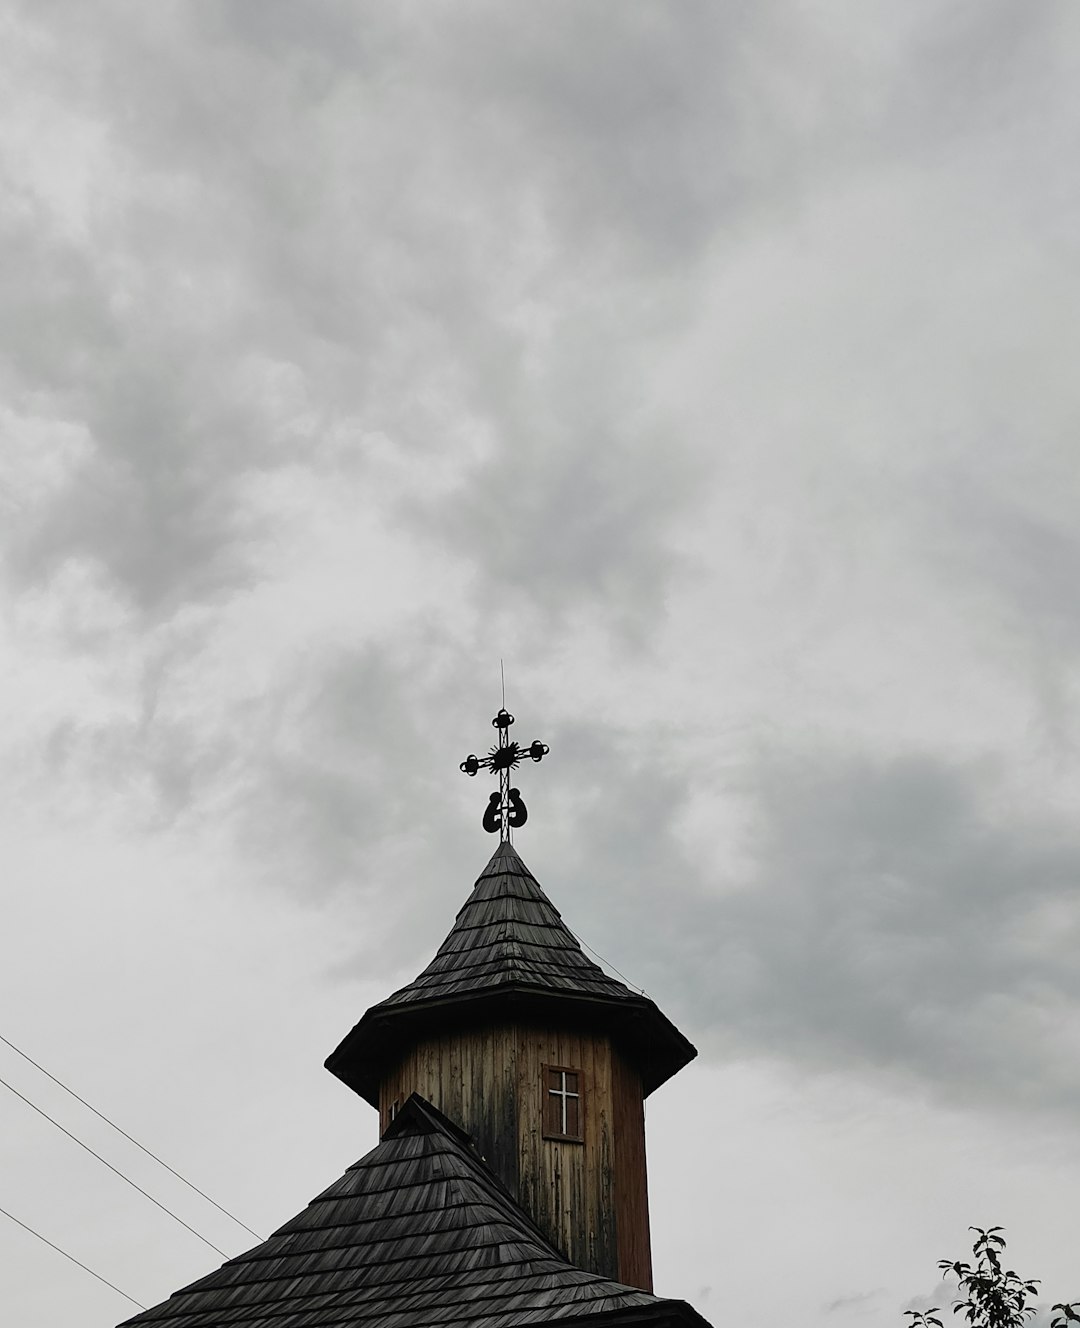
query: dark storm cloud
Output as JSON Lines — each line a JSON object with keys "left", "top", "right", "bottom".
{"left": 434, "top": 418, "right": 705, "bottom": 639}
{"left": 630, "top": 746, "right": 1080, "bottom": 1113}
{"left": 3, "top": 1, "right": 732, "bottom": 628}
{"left": 6, "top": 0, "right": 1071, "bottom": 636}
{"left": 231, "top": 641, "right": 470, "bottom": 896}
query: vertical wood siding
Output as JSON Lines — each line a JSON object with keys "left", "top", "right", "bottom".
{"left": 611, "top": 1048, "right": 653, "bottom": 1291}
{"left": 379, "top": 1022, "right": 652, "bottom": 1289}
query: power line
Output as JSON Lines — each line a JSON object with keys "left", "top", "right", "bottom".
{"left": 0, "top": 1073, "right": 229, "bottom": 1257}
{"left": 0, "top": 1032, "right": 262, "bottom": 1241}
{"left": 0, "top": 1202, "right": 146, "bottom": 1310}
{"left": 571, "top": 929, "right": 647, "bottom": 995}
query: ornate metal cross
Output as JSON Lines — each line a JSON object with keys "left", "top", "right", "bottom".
{"left": 459, "top": 709, "right": 549, "bottom": 840}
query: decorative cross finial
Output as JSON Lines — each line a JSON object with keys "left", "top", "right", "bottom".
{"left": 459, "top": 709, "right": 549, "bottom": 840}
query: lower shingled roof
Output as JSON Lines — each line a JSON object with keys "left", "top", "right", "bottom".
{"left": 118, "top": 1095, "right": 712, "bottom": 1328}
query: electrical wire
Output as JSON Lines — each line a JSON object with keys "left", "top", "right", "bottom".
{"left": 0, "top": 1032, "right": 262, "bottom": 1241}
{"left": 0, "top": 1073, "right": 229, "bottom": 1257}
{"left": 572, "top": 930, "right": 647, "bottom": 995}
{"left": 0, "top": 1202, "right": 146, "bottom": 1310}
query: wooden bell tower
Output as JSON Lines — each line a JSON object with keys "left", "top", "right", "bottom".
{"left": 121, "top": 704, "right": 715, "bottom": 1328}
{"left": 326, "top": 838, "right": 696, "bottom": 1289}
{"left": 327, "top": 707, "right": 696, "bottom": 1288}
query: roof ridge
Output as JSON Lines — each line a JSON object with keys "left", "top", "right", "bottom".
{"left": 373, "top": 1094, "right": 568, "bottom": 1256}
{"left": 381, "top": 1092, "right": 472, "bottom": 1146}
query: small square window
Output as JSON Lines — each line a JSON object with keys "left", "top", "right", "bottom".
{"left": 543, "top": 1065, "right": 583, "bottom": 1141}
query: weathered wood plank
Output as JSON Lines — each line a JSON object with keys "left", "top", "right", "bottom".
{"left": 376, "top": 1012, "right": 656, "bottom": 1291}
{"left": 612, "top": 1049, "right": 652, "bottom": 1291}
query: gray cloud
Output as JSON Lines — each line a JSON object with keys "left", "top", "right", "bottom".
{"left": 4, "top": 1, "right": 731, "bottom": 635}
{"left": 825, "top": 1289, "right": 886, "bottom": 1314}
{"left": 5, "top": 5, "right": 1080, "bottom": 1327}
{"left": 636, "top": 746, "right": 1080, "bottom": 1113}
{"left": 6, "top": 0, "right": 1074, "bottom": 646}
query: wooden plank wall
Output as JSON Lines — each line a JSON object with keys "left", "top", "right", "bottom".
{"left": 379, "top": 1022, "right": 652, "bottom": 1290}
{"left": 611, "top": 1048, "right": 653, "bottom": 1291}
{"left": 514, "top": 1025, "right": 616, "bottom": 1281}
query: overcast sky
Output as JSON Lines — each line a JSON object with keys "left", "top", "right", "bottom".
{"left": 2, "top": 3, "right": 1080, "bottom": 1325}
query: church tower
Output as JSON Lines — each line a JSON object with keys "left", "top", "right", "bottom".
{"left": 119, "top": 706, "right": 711, "bottom": 1328}
{"left": 326, "top": 709, "right": 696, "bottom": 1289}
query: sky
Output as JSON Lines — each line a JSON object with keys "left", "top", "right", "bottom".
{"left": 1, "top": 2, "right": 1079, "bottom": 1325}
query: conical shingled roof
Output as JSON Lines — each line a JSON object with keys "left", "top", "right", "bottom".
{"left": 118, "top": 1095, "right": 710, "bottom": 1328}
{"left": 326, "top": 843, "right": 696, "bottom": 1104}
{"left": 380, "top": 841, "right": 636, "bottom": 1006}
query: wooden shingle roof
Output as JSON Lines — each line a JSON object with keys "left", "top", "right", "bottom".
{"left": 380, "top": 841, "right": 636, "bottom": 1005}
{"left": 118, "top": 1095, "right": 711, "bottom": 1328}
{"left": 326, "top": 844, "right": 696, "bottom": 1105}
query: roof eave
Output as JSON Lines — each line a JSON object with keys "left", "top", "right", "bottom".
{"left": 325, "top": 984, "right": 697, "bottom": 1107}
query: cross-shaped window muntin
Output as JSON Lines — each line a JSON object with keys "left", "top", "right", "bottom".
{"left": 543, "top": 1065, "right": 583, "bottom": 1142}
